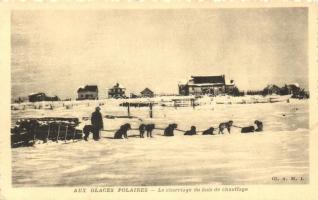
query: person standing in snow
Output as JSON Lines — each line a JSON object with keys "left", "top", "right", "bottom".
{"left": 91, "top": 106, "right": 104, "bottom": 141}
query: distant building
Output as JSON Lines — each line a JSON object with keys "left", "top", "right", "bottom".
{"left": 108, "top": 83, "right": 126, "bottom": 98}
{"left": 287, "top": 84, "right": 300, "bottom": 95}
{"left": 77, "top": 85, "right": 98, "bottom": 100}
{"left": 225, "top": 79, "right": 235, "bottom": 94}
{"left": 286, "top": 83, "right": 309, "bottom": 99}
{"left": 28, "top": 92, "right": 60, "bottom": 102}
{"left": 178, "top": 75, "right": 235, "bottom": 96}
{"left": 140, "top": 88, "right": 154, "bottom": 98}
{"left": 263, "top": 84, "right": 281, "bottom": 95}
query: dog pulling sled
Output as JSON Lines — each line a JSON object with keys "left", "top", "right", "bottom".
{"left": 11, "top": 115, "right": 263, "bottom": 147}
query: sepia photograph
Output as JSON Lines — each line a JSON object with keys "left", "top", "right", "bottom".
{"left": 9, "top": 7, "right": 310, "bottom": 188}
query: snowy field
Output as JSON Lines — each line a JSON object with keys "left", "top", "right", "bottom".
{"left": 11, "top": 98, "right": 309, "bottom": 186}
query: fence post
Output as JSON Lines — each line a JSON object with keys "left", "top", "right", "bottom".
{"left": 127, "top": 102, "right": 130, "bottom": 117}
{"left": 149, "top": 103, "right": 153, "bottom": 118}
{"left": 191, "top": 99, "right": 195, "bottom": 109}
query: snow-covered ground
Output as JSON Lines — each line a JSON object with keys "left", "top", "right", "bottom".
{"left": 11, "top": 98, "right": 309, "bottom": 186}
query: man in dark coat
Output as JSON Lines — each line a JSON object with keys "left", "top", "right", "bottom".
{"left": 91, "top": 107, "right": 104, "bottom": 141}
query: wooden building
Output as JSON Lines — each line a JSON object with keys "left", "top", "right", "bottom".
{"left": 140, "top": 88, "right": 154, "bottom": 98}
{"left": 28, "top": 92, "right": 59, "bottom": 102}
{"left": 77, "top": 85, "right": 98, "bottom": 100}
{"left": 108, "top": 83, "right": 126, "bottom": 99}
{"left": 178, "top": 75, "right": 235, "bottom": 96}
{"left": 262, "top": 84, "right": 281, "bottom": 95}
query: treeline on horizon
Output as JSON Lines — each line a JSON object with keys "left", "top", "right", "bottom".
{"left": 228, "top": 84, "right": 309, "bottom": 99}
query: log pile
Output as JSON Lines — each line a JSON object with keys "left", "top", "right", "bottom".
{"left": 119, "top": 102, "right": 157, "bottom": 107}
{"left": 11, "top": 117, "right": 83, "bottom": 148}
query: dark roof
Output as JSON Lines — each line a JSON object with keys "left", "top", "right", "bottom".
{"left": 191, "top": 75, "right": 225, "bottom": 84}
{"left": 141, "top": 88, "right": 153, "bottom": 94}
{"left": 77, "top": 85, "right": 98, "bottom": 93}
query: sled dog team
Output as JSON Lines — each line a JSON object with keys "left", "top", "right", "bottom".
{"left": 84, "top": 107, "right": 263, "bottom": 140}
{"left": 112, "top": 120, "right": 263, "bottom": 139}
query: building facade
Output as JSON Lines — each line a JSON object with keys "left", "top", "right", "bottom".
{"left": 140, "top": 88, "right": 154, "bottom": 98}
{"left": 108, "top": 83, "right": 126, "bottom": 98}
{"left": 179, "top": 75, "right": 235, "bottom": 96}
{"left": 77, "top": 85, "right": 98, "bottom": 100}
{"left": 28, "top": 92, "right": 59, "bottom": 102}
{"left": 262, "top": 84, "right": 281, "bottom": 95}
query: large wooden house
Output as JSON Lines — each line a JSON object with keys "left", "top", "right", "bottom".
{"left": 108, "top": 83, "right": 126, "bottom": 99}
{"left": 28, "top": 92, "right": 59, "bottom": 102}
{"left": 77, "top": 85, "right": 98, "bottom": 100}
{"left": 178, "top": 75, "right": 235, "bottom": 96}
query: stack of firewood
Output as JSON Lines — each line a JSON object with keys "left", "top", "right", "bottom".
{"left": 11, "top": 117, "right": 83, "bottom": 148}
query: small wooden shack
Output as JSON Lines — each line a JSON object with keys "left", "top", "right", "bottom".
{"left": 140, "top": 88, "right": 154, "bottom": 98}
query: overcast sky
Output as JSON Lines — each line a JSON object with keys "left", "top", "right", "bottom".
{"left": 11, "top": 8, "right": 308, "bottom": 99}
